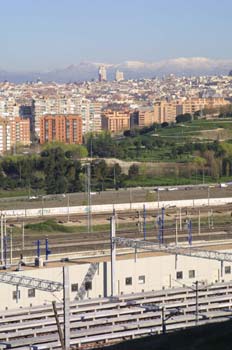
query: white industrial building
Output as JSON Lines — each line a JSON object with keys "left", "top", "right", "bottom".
{"left": 1, "top": 249, "right": 232, "bottom": 311}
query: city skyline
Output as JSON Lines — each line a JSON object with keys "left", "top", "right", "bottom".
{"left": 1, "top": 0, "right": 232, "bottom": 71}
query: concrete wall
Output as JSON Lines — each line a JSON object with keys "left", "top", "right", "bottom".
{"left": 2, "top": 197, "right": 232, "bottom": 218}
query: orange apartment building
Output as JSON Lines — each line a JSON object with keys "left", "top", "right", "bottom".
{"left": 130, "top": 108, "right": 155, "bottom": 128}
{"left": 154, "top": 97, "right": 230, "bottom": 124}
{"left": 0, "top": 117, "right": 30, "bottom": 154}
{"left": 11, "top": 117, "right": 31, "bottom": 146}
{"left": 138, "top": 108, "right": 156, "bottom": 127}
{"left": 40, "top": 114, "right": 82, "bottom": 144}
{"left": 101, "top": 110, "right": 130, "bottom": 132}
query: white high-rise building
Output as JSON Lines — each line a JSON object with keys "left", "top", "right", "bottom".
{"left": 115, "top": 69, "right": 124, "bottom": 82}
{"left": 98, "top": 66, "right": 107, "bottom": 82}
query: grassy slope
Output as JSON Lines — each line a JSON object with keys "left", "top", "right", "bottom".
{"left": 98, "top": 320, "right": 232, "bottom": 350}
{"left": 157, "top": 119, "right": 232, "bottom": 138}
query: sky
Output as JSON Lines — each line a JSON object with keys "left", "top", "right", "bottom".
{"left": 1, "top": 0, "right": 232, "bottom": 71}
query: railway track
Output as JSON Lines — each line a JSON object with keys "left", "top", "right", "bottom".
{"left": 8, "top": 227, "right": 232, "bottom": 259}
{"left": 1, "top": 281, "right": 232, "bottom": 349}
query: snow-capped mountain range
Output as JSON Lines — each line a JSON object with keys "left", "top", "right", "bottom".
{"left": 1, "top": 57, "right": 232, "bottom": 83}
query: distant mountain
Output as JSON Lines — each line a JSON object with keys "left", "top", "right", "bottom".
{"left": 1, "top": 57, "right": 232, "bottom": 83}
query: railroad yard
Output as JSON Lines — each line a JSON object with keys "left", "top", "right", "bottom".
{"left": 4, "top": 201, "right": 232, "bottom": 260}
{"left": 1, "top": 186, "right": 232, "bottom": 349}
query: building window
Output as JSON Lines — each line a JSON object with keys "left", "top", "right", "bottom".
{"left": 13, "top": 290, "right": 20, "bottom": 300}
{"left": 85, "top": 281, "right": 92, "bottom": 291}
{"left": 125, "top": 277, "right": 132, "bottom": 285}
{"left": 225, "top": 266, "right": 231, "bottom": 274}
{"left": 189, "top": 270, "right": 195, "bottom": 279}
{"left": 176, "top": 271, "right": 183, "bottom": 280}
{"left": 71, "top": 283, "right": 78, "bottom": 292}
{"left": 28, "top": 288, "right": 36, "bottom": 298}
{"left": 138, "top": 275, "right": 145, "bottom": 284}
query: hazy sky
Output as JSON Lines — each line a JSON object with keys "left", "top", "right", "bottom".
{"left": 1, "top": 0, "right": 232, "bottom": 71}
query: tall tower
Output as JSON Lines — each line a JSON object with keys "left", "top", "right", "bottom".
{"left": 115, "top": 69, "right": 124, "bottom": 82}
{"left": 98, "top": 66, "right": 107, "bottom": 82}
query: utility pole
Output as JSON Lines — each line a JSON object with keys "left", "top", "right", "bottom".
{"left": 10, "top": 228, "right": 13, "bottom": 265}
{"left": 161, "top": 207, "right": 165, "bottom": 244}
{"left": 175, "top": 216, "right": 178, "bottom": 246}
{"left": 113, "top": 165, "right": 116, "bottom": 190}
{"left": 211, "top": 209, "right": 214, "bottom": 229}
{"left": 3, "top": 215, "right": 7, "bottom": 268}
{"left": 179, "top": 207, "right": 182, "bottom": 231}
{"left": 63, "top": 266, "right": 70, "bottom": 350}
{"left": 129, "top": 188, "right": 132, "bottom": 210}
{"left": 188, "top": 219, "right": 192, "bottom": 246}
{"left": 67, "top": 194, "right": 70, "bottom": 223}
{"left": 157, "top": 188, "right": 160, "bottom": 211}
{"left": 161, "top": 306, "right": 166, "bottom": 334}
{"left": 195, "top": 280, "right": 199, "bottom": 326}
{"left": 86, "top": 163, "right": 92, "bottom": 233}
{"left": 143, "top": 204, "right": 146, "bottom": 240}
{"left": 22, "top": 221, "right": 25, "bottom": 250}
{"left": 198, "top": 210, "right": 201, "bottom": 235}
{"left": 52, "top": 301, "right": 65, "bottom": 350}
{"left": 110, "top": 215, "right": 116, "bottom": 297}
{"left": 1, "top": 214, "right": 3, "bottom": 264}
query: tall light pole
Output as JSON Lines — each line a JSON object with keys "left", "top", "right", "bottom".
{"left": 175, "top": 216, "right": 178, "bottom": 246}
{"left": 85, "top": 163, "right": 92, "bottom": 233}
{"left": 110, "top": 215, "right": 116, "bottom": 297}
{"left": 63, "top": 266, "right": 70, "bottom": 350}
{"left": 195, "top": 280, "right": 199, "bottom": 326}
{"left": 1, "top": 214, "right": 3, "bottom": 264}
{"left": 67, "top": 194, "right": 70, "bottom": 222}
{"left": 174, "top": 279, "right": 201, "bottom": 326}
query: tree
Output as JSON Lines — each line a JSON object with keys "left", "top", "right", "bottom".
{"left": 108, "top": 163, "right": 122, "bottom": 189}
{"left": 66, "top": 160, "right": 83, "bottom": 192}
{"left": 128, "top": 164, "right": 139, "bottom": 179}
{"left": 176, "top": 113, "right": 192, "bottom": 123}
{"left": 41, "top": 147, "right": 68, "bottom": 194}
{"left": 161, "top": 122, "right": 169, "bottom": 128}
{"left": 91, "top": 159, "right": 109, "bottom": 190}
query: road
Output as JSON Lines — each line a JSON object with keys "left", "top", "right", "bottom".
{"left": 0, "top": 185, "right": 231, "bottom": 210}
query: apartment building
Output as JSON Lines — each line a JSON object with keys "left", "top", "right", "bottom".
{"left": 98, "top": 66, "right": 107, "bottom": 82}
{"left": 34, "top": 96, "right": 100, "bottom": 136}
{"left": 115, "top": 70, "right": 124, "bottom": 82}
{"left": 154, "top": 100, "right": 178, "bottom": 124}
{"left": 0, "top": 117, "right": 30, "bottom": 154}
{"left": 101, "top": 110, "right": 130, "bottom": 132}
{"left": 39, "top": 114, "right": 82, "bottom": 144}
{"left": 89, "top": 101, "right": 102, "bottom": 133}
{"left": 154, "top": 97, "right": 230, "bottom": 123}
{"left": 10, "top": 117, "right": 31, "bottom": 146}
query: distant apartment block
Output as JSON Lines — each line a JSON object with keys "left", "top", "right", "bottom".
{"left": 11, "top": 117, "right": 31, "bottom": 146}
{"left": 115, "top": 70, "right": 124, "bottom": 82}
{"left": 40, "top": 114, "right": 82, "bottom": 144}
{"left": 101, "top": 110, "right": 130, "bottom": 132}
{"left": 0, "top": 117, "right": 30, "bottom": 154}
{"left": 130, "top": 108, "right": 155, "bottom": 128}
{"left": 98, "top": 66, "right": 107, "bottom": 82}
{"left": 154, "top": 97, "right": 230, "bottom": 124}
{"left": 34, "top": 96, "right": 101, "bottom": 136}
